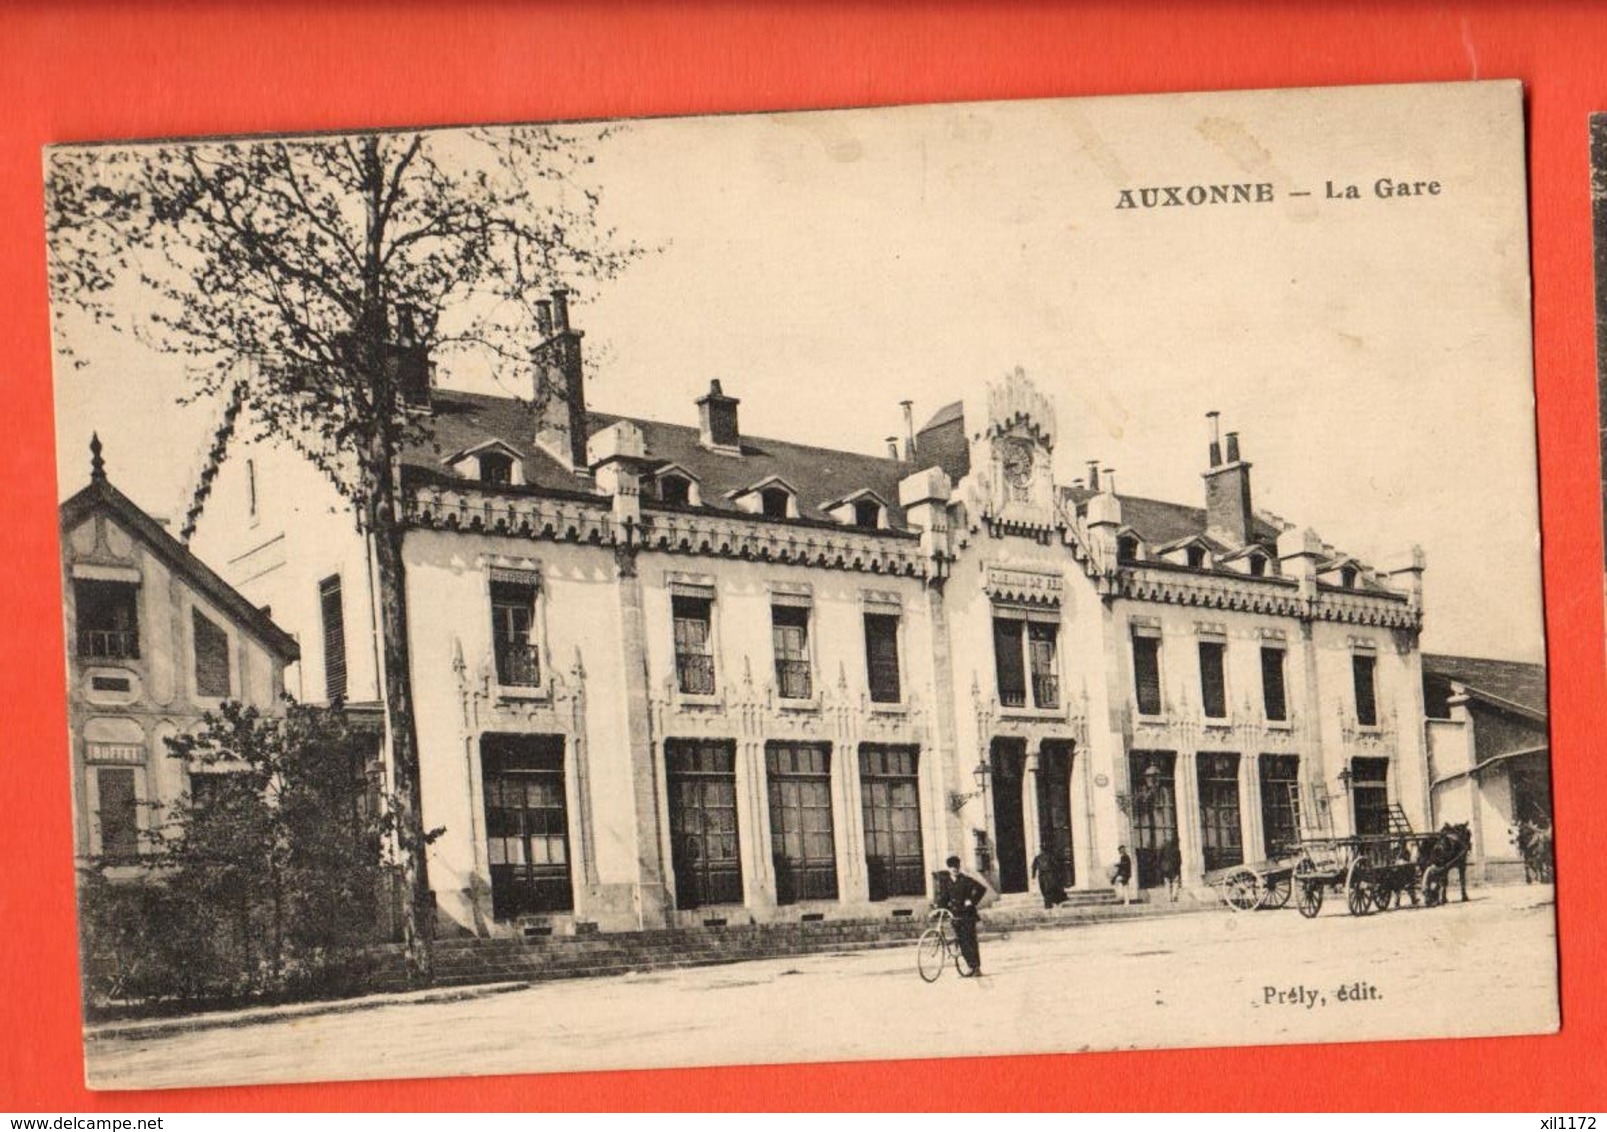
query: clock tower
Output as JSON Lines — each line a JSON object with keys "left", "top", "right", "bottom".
{"left": 974, "top": 367, "right": 1058, "bottom": 530}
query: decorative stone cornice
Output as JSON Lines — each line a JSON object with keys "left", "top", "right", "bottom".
{"left": 1312, "top": 588, "right": 1421, "bottom": 630}
{"left": 1117, "top": 565, "right": 1419, "bottom": 629}
{"left": 408, "top": 483, "right": 613, "bottom": 543}
{"left": 404, "top": 483, "right": 928, "bottom": 577}
{"left": 634, "top": 506, "right": 927, "bottom": 577}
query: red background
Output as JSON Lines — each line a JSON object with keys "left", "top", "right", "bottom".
{"left": 1, "top": 1, "right": 1602, "bottom": 1111}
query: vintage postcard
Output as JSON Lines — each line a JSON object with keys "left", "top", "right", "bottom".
{"left": 47, "top": 81, "right": 1555, "bottom": 1090}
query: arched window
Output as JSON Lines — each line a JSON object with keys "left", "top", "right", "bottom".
{"left": 1341, "top": 566, "right": 1358, "bottom": 589}
{"left": 1117, "top": 535, "right": 1140, "bottom": 564}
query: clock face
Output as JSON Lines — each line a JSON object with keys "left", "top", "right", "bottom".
{"left": 1001, "top": 438, "right": 1035, "bottom": 488}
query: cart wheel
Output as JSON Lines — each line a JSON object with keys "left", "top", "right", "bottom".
{"left": 916, "top": 927, "right": 947, "bottom": 983}
{"left": 1263, "top": 873, "right": 1293, "bottom": 910}
{"left": 1346, "top": 859, "right": 1374, "bottom": 917}
{"left": 1372, "top": 881, "right": 1394, "bottom": 912}
{"left": 1221, "top": 868, "right": 1261, "bottom": 912}
{"left": 1297, "top": 880, "right": 1323, "bottom": 918}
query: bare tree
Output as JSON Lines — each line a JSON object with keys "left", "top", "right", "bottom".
{"left": 47, "top": 126, "right": 645, "bottom": 982}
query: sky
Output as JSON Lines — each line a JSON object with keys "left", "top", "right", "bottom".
{"left": 50, "top": 82, "right": 1545, "bottom": 662}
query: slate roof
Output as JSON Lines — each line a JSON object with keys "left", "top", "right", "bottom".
{"left": 61, "top": 476, "right": 300, "bottom": 662}
{"left": 1422, "top": 653, "right": 1549, "bottom": 720}
{"left": 1063, "top": 486, "right": 1282, "bottom": 552}
{"left": 397, "top": 390, "right": 1391, "bottom": 592}
{"left": 402, "top": 390, "right": 915, "bottom": 528}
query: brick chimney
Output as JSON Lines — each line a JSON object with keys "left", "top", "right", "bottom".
{"left": 1203, "top": 413, "right": 1254, "bottom": 548}
{"left": 532, "top": 288, "right": 588, "bottom": 471}
{"left": 697, "top": 380, "right": 741, "bottom": 454}
{"left": 389, "top": 304, "right": 433, "bottom": 409}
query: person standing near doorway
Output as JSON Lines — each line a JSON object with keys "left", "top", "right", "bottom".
{"left": 1110, "top": 844, "right": 1133, "bottom": 904}
{"left": 1031, "top": 848, "right": 1068, "bottom": 908}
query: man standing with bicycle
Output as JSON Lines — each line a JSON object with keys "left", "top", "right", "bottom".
{"left": 942, "top": 855, "right": 988, "bottom": 977}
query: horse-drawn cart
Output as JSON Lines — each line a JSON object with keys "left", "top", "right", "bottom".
{"left": 1287, "top": 833, "right": 1431, "bottom": 917}
{"left": 1208, "top": 810, "right": 1470, "bottom": 918}
{"left": 1207, "top": 857, "right": 1298, "bottom": 912}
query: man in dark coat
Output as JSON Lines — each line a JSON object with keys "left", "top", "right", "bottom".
{"left": 941, "top": 855, "right": 987, "bottom": 976}
{"left": 1031, "top": 848, "right": 1068, "bottom": 908}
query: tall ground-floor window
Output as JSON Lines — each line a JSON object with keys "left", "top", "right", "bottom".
{"left": 766, "top": 742, "right": 838, "bottom": 904}
{"left": 859, "top": 744, "right": 925, "bottom": 900}
{"left": 666, "top": 739, "right": 744, "bottom": 909}
{"left": 1128, "top": 750, "right": 1177, "bottom": 888}
{"left": 481, "top": 733, "right": 572, "bottom": 919}
{"left": 1259, "top": 754, "right": 1302, "bottom": 858}
{"left": 1351, "top": 756, "right": 1390, "bottom": 837}
{"left": 1197, "top": 752, "right": 1244, "bottom": 872}
{"left": 95, "top": 766, "right": 140, "bottom": 860}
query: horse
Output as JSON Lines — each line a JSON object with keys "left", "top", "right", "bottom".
{"left": 1516, "top": 820, "right": 1554, "bottom": 884}
{"left": 1419, "top": 822, "right": 1472, "bottom": 907}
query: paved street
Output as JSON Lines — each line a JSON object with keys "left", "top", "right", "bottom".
{"left": 85, "top": 884, "right": 1559, "bottom": 1090}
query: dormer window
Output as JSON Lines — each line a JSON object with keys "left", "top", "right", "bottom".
{"left": 446, "top": 440, "right": 525, "bottom": 487}
{"left": 479, "top": 451, "right": 515, "bottom": 485}
{"left": 733, "top": 476, "right": 801, "bottom": 519}
{"left": 762, "top": 486, "right": 792, "bottom": 519}
{"left": 853, "top": 498, "right": 882, "bottom": 529}
{"left": 1117, "top": 535, "right": 1141, "bottom": 564}
{"left": 1341, "top": 566, "right": 1358, "bottom": 589}
{"left": 1186, "top": 545, "right": 1207, "bottom": 570}
{"left": 660, "top": 474, "right": 692, "bottom": 507}
{"left": 1248, "top": 554, "right": 1267, "bottom": 577}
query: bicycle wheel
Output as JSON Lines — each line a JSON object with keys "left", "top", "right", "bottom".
{"left": 917, "top": 927, "right": 947, "bottom": 982}
{"left": 953, "top": 945, "right": 977, "bottom": 978}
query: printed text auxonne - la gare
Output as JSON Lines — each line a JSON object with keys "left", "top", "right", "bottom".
{"left": 1115, "top": 179, "right": 1442, "bottom": 208}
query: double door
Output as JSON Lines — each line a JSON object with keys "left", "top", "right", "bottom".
{"left": 989, "top": 738, "right": 1076, "bottom": 893}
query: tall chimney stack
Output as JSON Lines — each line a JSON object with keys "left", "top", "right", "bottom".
{"left": 900, "top": 400, "right": 916, "bottom": 462}
{"left": 697, "top": 380, "right": 742, "bottom": 454}
{"left": 532, "top": 287, "right": 588, "bottom": 471}
{"left": 1207, "top": 410, "right": 1223, "bottom": 468}
{"left": 1086, "top": 460, "right": 1100, "bottom": 492}
{"left": 1203, "top": 418, "right": 1254, "bottom": 548}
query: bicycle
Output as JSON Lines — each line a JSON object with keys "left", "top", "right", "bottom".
{"left": 916, "top": 906, "right": 978, "bottom": 982}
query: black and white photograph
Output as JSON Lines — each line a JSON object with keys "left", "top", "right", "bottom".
{"left": 47, "top": 80, "right": 1556, "bottom": 1090}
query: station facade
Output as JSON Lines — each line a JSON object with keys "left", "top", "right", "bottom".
{"left": 185, "top": 293, "right": 1431, "bottom": 937}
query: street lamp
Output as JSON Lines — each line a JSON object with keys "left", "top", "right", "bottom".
{"left": 946, "top": 758, "right": 993, "bottom": 816}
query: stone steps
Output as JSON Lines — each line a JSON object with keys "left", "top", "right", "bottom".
{"left": 371, "top": 892, "right": 1203, "bottom": 992}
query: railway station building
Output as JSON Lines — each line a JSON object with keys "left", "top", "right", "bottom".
{"left": 184, "top": 292, "right": 1434, "bottom": 937}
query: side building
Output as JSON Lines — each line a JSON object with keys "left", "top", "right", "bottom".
{"left": 61, "top": 439, "right": 299, "bottom": 868}
{"left": 185, "top": 292, "right": 1432, "bottom": 937}
{"left": 1423, "top": 652, "right": 1551, "bottom": 882}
